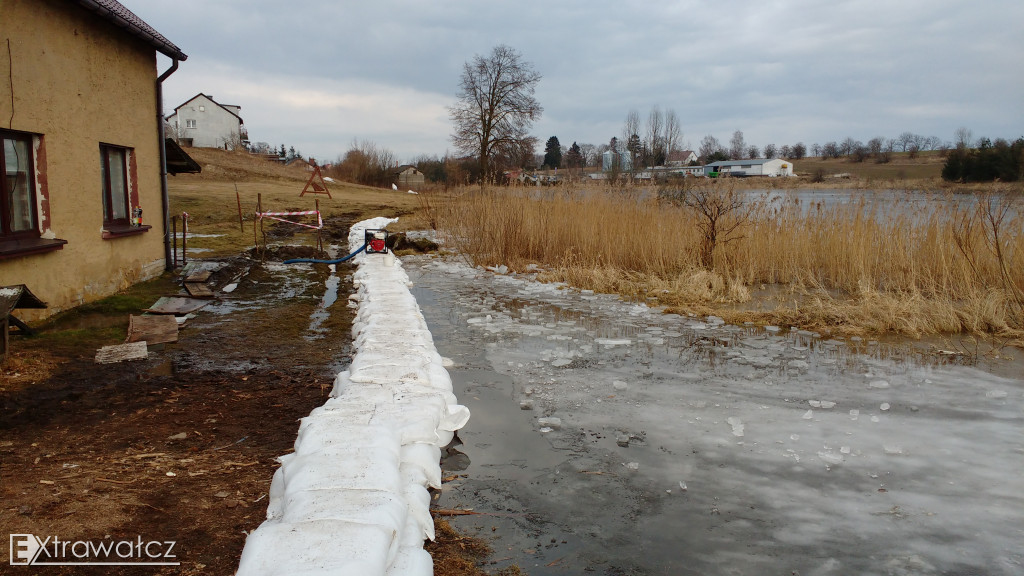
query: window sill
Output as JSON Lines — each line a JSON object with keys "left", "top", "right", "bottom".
{"left": 0, "top": 237, "right": 68, "bottom": 260}
{"left": 102, "top": 224, "right": 152, "bottom": 239}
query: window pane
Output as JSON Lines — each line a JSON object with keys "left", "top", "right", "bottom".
{"left": 102, "top": 146, "right": 128, "bottom": 222}
{"left": 3, "top": 136, "right": 37, "bottom": 233}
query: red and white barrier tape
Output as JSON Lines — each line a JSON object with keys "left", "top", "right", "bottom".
{"left": 256, "top": 211, "right": 323, "bottom": 230}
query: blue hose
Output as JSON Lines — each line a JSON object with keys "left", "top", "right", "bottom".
{"left": 283, "top": 242, "right": 366, "bottom": 264}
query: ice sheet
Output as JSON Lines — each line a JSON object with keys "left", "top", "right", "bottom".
{"left": 408, "top": 255, "right": 1024, "bottom": 576}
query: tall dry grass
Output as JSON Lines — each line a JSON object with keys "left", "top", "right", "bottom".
{"left": 425, "top": 181, "right": 1024, "bottom": 341}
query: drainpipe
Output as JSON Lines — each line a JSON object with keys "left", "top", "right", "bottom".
{"left": 157, "top": 59, "right": 179, "bottom": 271}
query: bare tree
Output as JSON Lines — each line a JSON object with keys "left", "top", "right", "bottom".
{"left": 790, "top": 142, "right": 806, "bottom": 160}
{"left": 664, "top": 109, "right": 682, "bottom": 157}
{"left": 450, "top": 45, "right": 543, "bottom": 187}
{"left": 955, "top": 127, "right": 973, "bottom": 150}
{"left": 840, "top": 137, "right": 859, "bottom": 156}
{"left": 763, "top": 143, "right": 777, "bottom": 159}
{"left": 729, "top": 130, "right": 746, "bottom": 160}
{"left": 578, "top": 143, "right": 597, "bottom": 167}
{"left": 645, "top": 106, "right": 664, "bottom": 167}
{"left": 868, "top": 137, "right": 885, "bottom": 156}
{"left": 659, "top": 181, "right": 755, "bottom": 269}
{"left": 746, "top": 145, "right": 760, "bottom": 159}
{"left": 896, "top": 131, "right": 917, "bottom": 152}
{"left": 698, "top": 134, "right": 723, "bottom": 163}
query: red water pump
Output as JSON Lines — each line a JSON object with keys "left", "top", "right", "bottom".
{"left": 365, "top": 229, "right": 389, "bottom": 254}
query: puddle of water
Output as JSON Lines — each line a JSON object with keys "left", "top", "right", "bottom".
{"left": 306, "top": 268, "right": 339, "bottom": 337}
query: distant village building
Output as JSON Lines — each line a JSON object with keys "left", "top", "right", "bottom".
{"left": 666, "top": 150, "right": 698, "bottom": 166}
{"left": 704, "top": 158, "right": 794, "bottom": 177}
{"left": 393, "top": 165, "right": 425, "bottom": 188}
{"left": 166, "top": 93, "right": 247, "bottom": 149}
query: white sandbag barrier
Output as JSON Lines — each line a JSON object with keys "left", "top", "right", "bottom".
{"left": 237, "top": 217, "right": 470, "bottom": 576}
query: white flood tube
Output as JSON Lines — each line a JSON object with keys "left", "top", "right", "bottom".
{"left": 237, "top": 217, "right": 469, "bottom": 576}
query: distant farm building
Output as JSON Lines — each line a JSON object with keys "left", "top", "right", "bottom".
{"left": 601, "top": 150, "right": 632, "bottom": 172}
{"left": 394, "top": 165, "right": 425, "bottom": 188}
{"left": 705, "top": 159, "right": 794, "bottom": 177}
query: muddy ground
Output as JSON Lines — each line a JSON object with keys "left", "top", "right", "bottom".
{"left": 0, "top": 217, "right": 495, "bottom": 575}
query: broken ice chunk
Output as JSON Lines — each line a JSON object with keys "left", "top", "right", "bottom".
{"left": 818, "top": 451, "right": 844, "bottom": 465}
{"left": 538, "top": 417, "right": 562, "bottom": 430}
{"left": 726, "top": 417, "right": 745, "bottom": 437}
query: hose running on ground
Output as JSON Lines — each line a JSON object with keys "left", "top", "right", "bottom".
{"left": 283, "top": 242, "right": 366, "bottom": 264}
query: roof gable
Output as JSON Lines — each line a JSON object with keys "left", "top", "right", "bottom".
{"left": 170, "top": 93, "right": 243, "bottom": 123}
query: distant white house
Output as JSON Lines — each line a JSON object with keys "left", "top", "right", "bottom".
{"left": 166, "top": 93, "right": 247, "bottom": 149}
{"left": 666, "top": 150, "right": 698, "bottom": 166}
{"left": 705, "top": 158, "right": 794, "bottom": 177}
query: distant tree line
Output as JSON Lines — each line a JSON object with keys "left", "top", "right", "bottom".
{"left": 248, "top": 141, "right": 303, "bottom": 161}
{"left": 942, "top": 137, "right": 1024, "bottom": 182}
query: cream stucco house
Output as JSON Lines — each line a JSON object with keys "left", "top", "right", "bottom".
{"left": 0, "top": 0, "right": 188, "bottom": 321}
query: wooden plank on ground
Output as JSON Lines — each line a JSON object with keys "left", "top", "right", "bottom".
{"left": 145, "top": 296, "right": 209, "bottom": 315}
{"left": 95, "top": 341, "right": 148, "bottom": 364}
{"left": 184, "top": 282, "right": 215, "bottom": 298}
{"left": 126, "top": 314, "right": 178, "bottom": 345}
{"left": 185, "top": 269, "right": 213, "bottom": 283}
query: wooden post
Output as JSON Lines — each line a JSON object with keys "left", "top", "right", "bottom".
{"left": 1, "top": 315, "right": 8, "bottom": 366}
{"left": 182, "top": 213, "right": 188, "bottom": 265}
{"left": 315, "top": 199, "right": 323, "bottom": 254}
{"left": 235, "top": 184, "right": 244, "bottom": 232}
{"left": 171, "top": 215, "right": 178, "bottom": 267}
{"left": 254, "top": 193, "right": 261, "bottom": 252}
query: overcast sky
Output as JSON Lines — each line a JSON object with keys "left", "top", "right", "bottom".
{"left": 132, "top": 0, "right": 1023, "bottom": 163}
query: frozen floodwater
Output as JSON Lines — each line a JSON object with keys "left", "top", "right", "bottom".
{"left": 407, "top": 255, "right": 1024, "bottom": 576}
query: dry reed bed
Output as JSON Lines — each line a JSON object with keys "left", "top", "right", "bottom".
{"left": 426, "top": 183, "right": 1023, "bottom": 342}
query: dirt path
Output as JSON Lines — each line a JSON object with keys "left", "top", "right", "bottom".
{"left": 1, "top": 224, "right": 356, "bottom": 574}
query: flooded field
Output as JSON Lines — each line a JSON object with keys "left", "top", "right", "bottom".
{"left": 406, "top": 255, "right": 1024, "bottom": 576}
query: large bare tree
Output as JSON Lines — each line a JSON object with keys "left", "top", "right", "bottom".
{"left": 449, "top": 45, "right": 542, "bottom": 187}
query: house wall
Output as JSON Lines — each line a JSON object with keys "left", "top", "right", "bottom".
{"left": 396, "top": 168, "right": 425, "bottom": 187}
{"left": 764, "top": 159, "right": 794, "bottom": 176}
{"left": 169, "top": 95, "right": 241, "bottom": 148}
{"left": 0, "top": 0, "right": 167, "bottom": 320}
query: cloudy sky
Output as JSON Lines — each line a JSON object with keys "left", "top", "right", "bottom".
{"left": 132, "top": 0, "right": 1023, "bottom": 163}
